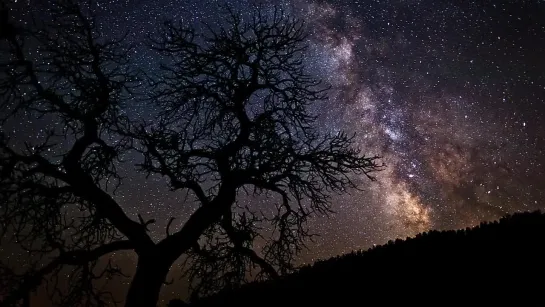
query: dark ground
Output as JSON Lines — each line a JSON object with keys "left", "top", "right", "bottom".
{"left": 185, "top": 210, "right": 545, "bottom": 306}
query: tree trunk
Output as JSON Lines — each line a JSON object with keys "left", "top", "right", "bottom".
{"left": 125, "top": 253, "right": 172, "bottom": 307}
{"left": 124, "top": 184, "right": 238, "bottom": 307}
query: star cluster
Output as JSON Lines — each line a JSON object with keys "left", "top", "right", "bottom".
{"left": 3, "top": 0, "right": 545, "bottom": 303}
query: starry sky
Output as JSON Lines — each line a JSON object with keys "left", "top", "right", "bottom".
{"left": 4, "top": 0, "right": 545, "bottom": 303}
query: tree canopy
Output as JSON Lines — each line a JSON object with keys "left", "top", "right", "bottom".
{"left": 0, "top": 1, "right": 381, "bottom": 306}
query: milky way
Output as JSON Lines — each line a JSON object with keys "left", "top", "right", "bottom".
{"left": 3, "top": 0, "right": 545, "bottom": 303}
{"left": 288, "top": 0, "right": 545, "bottom": 260}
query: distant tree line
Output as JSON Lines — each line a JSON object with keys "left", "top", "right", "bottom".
{"left": 190, "top": 210, "right": 545, "bottom": 306}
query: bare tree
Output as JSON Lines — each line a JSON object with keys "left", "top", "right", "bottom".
{"left": 0, "top": 1, "right": 381, "bottom": 306}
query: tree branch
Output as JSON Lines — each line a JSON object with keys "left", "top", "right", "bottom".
{"left": 0, "top": 241, "right": 134, "bottom": 307}
{"left": 220, "top": 211, "right": 279, "bottom": 279}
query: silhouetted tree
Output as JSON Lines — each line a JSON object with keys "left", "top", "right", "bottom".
{"left": 0, "top": 1, "right": 381, "bottom": 306}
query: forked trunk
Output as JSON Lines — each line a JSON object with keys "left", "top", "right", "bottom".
{"left": 124, "top": 186, "right": 238, "bottom": 307}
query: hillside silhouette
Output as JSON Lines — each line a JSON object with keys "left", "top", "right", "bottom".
{"left": 190, "top": 210, "right": 545, "bottom": 306}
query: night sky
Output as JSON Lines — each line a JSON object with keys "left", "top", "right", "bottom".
{"left": 4, "top": 0, "right": 545, "bottom": 303}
